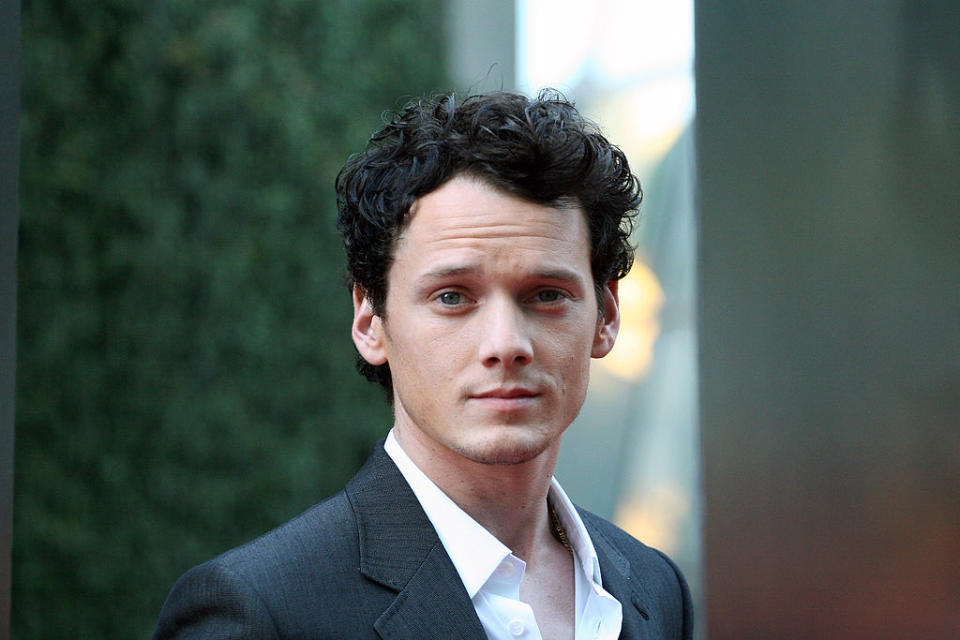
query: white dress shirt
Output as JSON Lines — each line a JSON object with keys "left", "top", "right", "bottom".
{"left": 385, "top": 430, "right": 623, "bottom": 640}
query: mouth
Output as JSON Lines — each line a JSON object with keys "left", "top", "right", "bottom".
{"left": 468, "top": 387, "right": 541, "bottom": 411}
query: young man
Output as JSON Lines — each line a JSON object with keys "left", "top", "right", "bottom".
{"left": 155, "top": 91, "right": 692, "bottom": 639}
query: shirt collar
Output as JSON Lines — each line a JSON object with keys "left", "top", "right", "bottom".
{"left": 547, "top": 475, "right": 605, "bottom": 588}
{"left": 384, "top": 430, "right": 510, "bottom": 598}
{"left": 384, "top": 430, "right": 607, "bottom": 595}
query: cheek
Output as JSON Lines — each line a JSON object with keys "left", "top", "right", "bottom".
{"left": 544, "top": 328, "right": 593, "bottom": 384}
{"left": 390, "top": 320, "right": 467, "bottom": 387}
{"left": 548, "top": 316, "right": 598, "bottom": 355}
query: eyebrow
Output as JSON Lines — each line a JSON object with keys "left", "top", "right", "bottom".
{"left": 532, "top": 268, "right": 588, "bottom": 285}
{"left": 417, "top": 264, "right": 587, "bottom": 287}
{"left": 418, "top": 265, "right": 478, "bottom": 281}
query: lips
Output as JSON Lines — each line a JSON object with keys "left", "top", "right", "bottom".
{"left": 472, "top": 387, "right": 539, "bottom": 399}
{"left": 468, "top": 387, "right": 541, "bottom": 411}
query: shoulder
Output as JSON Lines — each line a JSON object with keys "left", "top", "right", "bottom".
{"left": 154, "top": 491, "right": 387, "bottom": 639}
{"left": 213, "top": 489, "right": 359, "bottom": 578}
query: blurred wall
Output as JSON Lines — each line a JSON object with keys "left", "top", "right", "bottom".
{"left": 696, "top": 3, "right": 959, "bottom": 639}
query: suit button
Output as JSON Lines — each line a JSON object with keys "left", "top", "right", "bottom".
{"left": 508, "top": 619, "right": 525, "bottom": 636}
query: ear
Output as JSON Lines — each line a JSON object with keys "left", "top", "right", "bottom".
{"left": 351, "top": 285, "right": 388, "bottom": 366}
{"left": 591, "top": 280, "right": 621, "bottom": 358}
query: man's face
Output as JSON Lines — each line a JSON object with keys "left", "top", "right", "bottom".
{"left": 352, "top": 175, "right": 619, "bottom": 466}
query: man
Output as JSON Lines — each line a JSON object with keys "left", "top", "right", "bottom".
{"left": 154, "top": 90, "right": 692, "bottom": 639}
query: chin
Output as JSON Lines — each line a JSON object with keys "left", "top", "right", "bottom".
{"left": 451, "top": 428, "right": 555, "bottom": 466}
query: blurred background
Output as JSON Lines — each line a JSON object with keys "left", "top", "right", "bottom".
{"left": 4, "top": 1, "right": 958, "bottom": 639}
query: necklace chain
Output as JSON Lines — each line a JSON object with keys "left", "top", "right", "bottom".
{"left": 548, "top": 501, "right": 574, "bottom": 556}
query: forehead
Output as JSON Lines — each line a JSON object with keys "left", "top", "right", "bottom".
{"left": 394, "top": 176, "right": 591, "bottom": 265}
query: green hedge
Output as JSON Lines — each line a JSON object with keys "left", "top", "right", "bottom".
{"left": 15, "top": 1, "right": 447, "bottom": 636}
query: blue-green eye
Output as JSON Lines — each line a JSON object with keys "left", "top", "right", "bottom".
{"left": 438, "top": 291, "right": 462, "bottom": 305}
{"left": 536, "top": 290, "right": 563, "bottom": 302}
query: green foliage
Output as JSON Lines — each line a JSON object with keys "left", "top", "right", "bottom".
{"left": 15, "top": 0, "right": 447, "bottom": 636}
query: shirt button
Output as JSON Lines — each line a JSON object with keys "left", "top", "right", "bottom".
{"left": 508, "top": 619, "right": 525, "bottom": 636}
{"left": 496, "top": 562, "right": 515, "bottom": 577}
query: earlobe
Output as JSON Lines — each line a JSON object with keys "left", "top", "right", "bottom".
{"left": 351, "top": 285, "right": 388, "bottom": 366}
{"left": 591, "top": 280, "right": 621, "bottom": 358}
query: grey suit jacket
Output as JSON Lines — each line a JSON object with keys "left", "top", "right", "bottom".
{"left": 154, "top": 441, "right": 692, "bottom": 639}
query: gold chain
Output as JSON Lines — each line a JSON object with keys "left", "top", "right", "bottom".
{"left": 548, "top": 501, "right": 574, "bottom": 556}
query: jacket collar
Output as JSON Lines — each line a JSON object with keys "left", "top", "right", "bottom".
{"left": 345, "top": 441, "right": 487, "bottom": 639}
{"left": 346, "top": 441, "right": 654, "bottom": 639}
{"left": 587, "top": 513, "right": 656, "bottom": 639}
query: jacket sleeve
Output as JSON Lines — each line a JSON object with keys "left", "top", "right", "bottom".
{"left": 153, "top": 561, "right": 281, "bottom": 640}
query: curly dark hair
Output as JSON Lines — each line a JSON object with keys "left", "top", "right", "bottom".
{"left": 335, "top": 89, "right": 641, "bottom": 392}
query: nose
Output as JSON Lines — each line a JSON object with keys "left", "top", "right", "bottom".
{"left": 478, "top": 296, "right": 533, "bottom": 369}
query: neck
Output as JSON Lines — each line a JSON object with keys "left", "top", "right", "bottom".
{"left": 393, "top": 422, "right": 561, "bottom": 558}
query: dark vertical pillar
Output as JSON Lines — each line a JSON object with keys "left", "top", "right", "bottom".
{"left": 0, "top": 2, "right": 20, "bottom": 636}
{"left": 696, "top": 3, "right": 960, "bottom": 639}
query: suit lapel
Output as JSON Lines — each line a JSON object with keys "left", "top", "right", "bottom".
{"left": 589, "top": 521, "right": 653, "bottom": 640}
{"left": 346, "top": 443, "right": 486, "bottom": 640}
{"left": 373, "top": 543, "right": 488, "bottom": 639}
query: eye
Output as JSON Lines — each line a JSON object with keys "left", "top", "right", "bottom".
{"left": 534, "top": 289, "right": 564, "bottom": 303}
{"left": 438, "top": 291, "right": 462, "bottom": 305}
